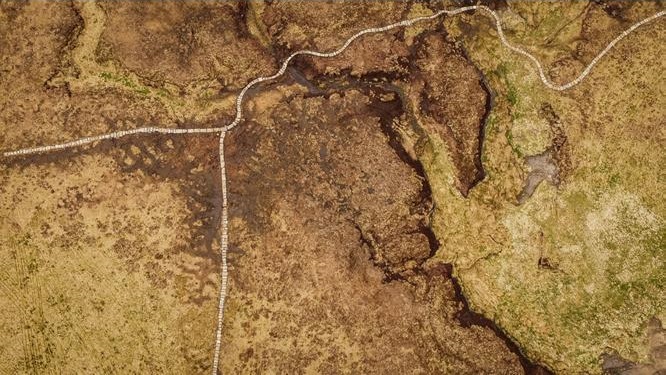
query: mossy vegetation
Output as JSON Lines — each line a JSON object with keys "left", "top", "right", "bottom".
{"left": 492, "top": 62, "right": 520, "bottom": 107}
{"left": 431, "top": 2, "right": 666, "bottom": 373}
{"left": 99, "top": 71, "right": 150, "bottom": 96}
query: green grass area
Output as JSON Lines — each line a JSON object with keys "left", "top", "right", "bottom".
{"left": 99, "top": 71, "right": 151, "bottom": 96}
{"left": 492, "top": 63, "right": 520, "bottom": 108}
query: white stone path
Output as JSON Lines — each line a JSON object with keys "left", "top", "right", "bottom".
{"left": 1, "top": 5, "right": 663, "bottom": 375}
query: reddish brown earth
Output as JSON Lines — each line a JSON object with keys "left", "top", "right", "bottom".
{"left": 411, "top": 31, "right": 492, "bottom": 196}
{"left": 220, "top": 88, "right": 525, "bottom": 373}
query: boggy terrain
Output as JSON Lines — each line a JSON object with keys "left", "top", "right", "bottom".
{"left": 0, "top": 0, "right": 663, "bottom": 374}
{"left": 220, "top": 87, "right": 528, "bottom": 373}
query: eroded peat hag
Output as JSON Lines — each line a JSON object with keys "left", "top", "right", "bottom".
{"left": 289, "top": 71, "right": 550, "bottom": 373}
{"left": 411, "top": 30, "right": 494, "bottom": 196}
{"left": 221, "top": 88, "right": 527, "bottom": 373}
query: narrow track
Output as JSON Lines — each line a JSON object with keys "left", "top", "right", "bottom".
{"left": 1, "top": 5, "right": 663, "bottom": 375}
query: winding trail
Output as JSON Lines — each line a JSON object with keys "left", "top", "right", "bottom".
{"left": 1, "top": 5, "right": 663, "bottom": 375}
